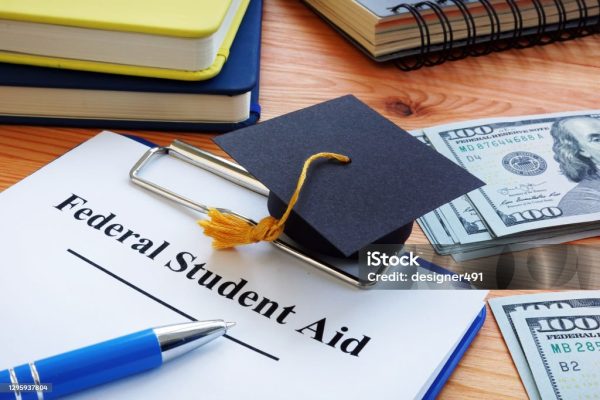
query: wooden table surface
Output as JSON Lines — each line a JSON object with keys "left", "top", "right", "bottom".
{"left": 1, "top": 1, "right": 599, "bottom": 398}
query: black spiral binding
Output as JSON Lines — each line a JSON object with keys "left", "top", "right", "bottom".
{"left": 387, "top": 0, "right": 600, "bottom": 71}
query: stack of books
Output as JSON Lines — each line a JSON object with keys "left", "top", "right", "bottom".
{"left": 0, "top": 0, "right": 263, "bottom": 132}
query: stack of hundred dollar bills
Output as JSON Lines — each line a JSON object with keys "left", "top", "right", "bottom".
{"left": 415, "top": 110, "right": 600, "bottom": 261}
{"left": 490, "top": 292, "right": 600, "bottom": 400}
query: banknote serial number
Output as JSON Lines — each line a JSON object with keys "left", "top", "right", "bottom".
{"left": 551, "top": 341, "right": 600, "bottom": 354}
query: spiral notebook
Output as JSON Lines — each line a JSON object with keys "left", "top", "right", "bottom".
{"left": 304, "top": 0, "right": 600, "bottom": 70}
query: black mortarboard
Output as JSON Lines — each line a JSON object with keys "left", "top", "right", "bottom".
{"left": 213, "top": 95, "right": 484, "bottom": 258}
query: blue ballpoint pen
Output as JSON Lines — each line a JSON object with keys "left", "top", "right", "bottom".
{"left": 0, "top": 320, "right": 234, "bottom": 400}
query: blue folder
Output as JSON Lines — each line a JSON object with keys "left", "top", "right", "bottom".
{"left": 0, "top": 0, "right": 263, "bottom": 133}
{"left": 424, "top": 307, "right": 486, "bottom": 399}
{"left": 413, "top": 257, "right": 487, "bottom": 399}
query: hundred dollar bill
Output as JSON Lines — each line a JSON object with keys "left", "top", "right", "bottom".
{"left": 418, "top": 210, "right": 457, "bottom": 249}
{"left": 513, "top": 308, "right": 600, "bottom": 399}
{"left": 412, "top": 130, "right": 494, "bottom": 247}
{"left": 437, "top": 198, "right": 492, "bottom": 245}
{"left": 451, "top": 228, "right": 600, "bottom": 262}
{"left": 424, "top": 111, "right": 600, "bottom": 237}
{"left": 489, "top": 292, "right": 600, "bottom": 400}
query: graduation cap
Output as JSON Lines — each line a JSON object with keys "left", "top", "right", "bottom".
{"left": 199, "top": 95, "right": 484, "bottom": 258}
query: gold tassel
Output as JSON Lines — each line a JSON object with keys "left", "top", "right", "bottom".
{"left": 198, "top": 152, "right": 350, "bottom": 249}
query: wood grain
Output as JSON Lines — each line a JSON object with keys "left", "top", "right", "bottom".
{"left": 0, "top": 1, "right": 599, "bottom": 398}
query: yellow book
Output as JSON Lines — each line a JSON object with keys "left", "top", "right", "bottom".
{"left": 0, "top": 0, "right": 250, "bottom": 81}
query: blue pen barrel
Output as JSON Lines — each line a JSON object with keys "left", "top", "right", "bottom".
{"left": 0, "top": 329, "right": 162, "bottom": 399}
{"left": 0, "top": 370, "right": 13, "bottom": 400}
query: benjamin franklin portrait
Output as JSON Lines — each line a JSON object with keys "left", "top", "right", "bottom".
{"left": 551, "top": 116, "right": 600, "bottom": 216}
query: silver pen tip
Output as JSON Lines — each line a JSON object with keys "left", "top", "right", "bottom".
{"left": 226, "top": 321, "right": 236, "bottom": 329}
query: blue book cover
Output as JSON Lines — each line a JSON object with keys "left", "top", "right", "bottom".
{"left": 0, "top": 0, "right": 263, "bottom": 132}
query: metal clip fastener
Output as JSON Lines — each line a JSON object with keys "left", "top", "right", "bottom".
{"left": 130, "top": 140, "right": 390, "bottom": 288}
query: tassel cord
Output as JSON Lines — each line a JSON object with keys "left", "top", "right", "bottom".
{"left": 198, "top": 152, "right": 350, "bottom": 249}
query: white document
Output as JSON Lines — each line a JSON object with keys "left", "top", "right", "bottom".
{"left": 0, "top": 132, "right": 487, "bottom": 399}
